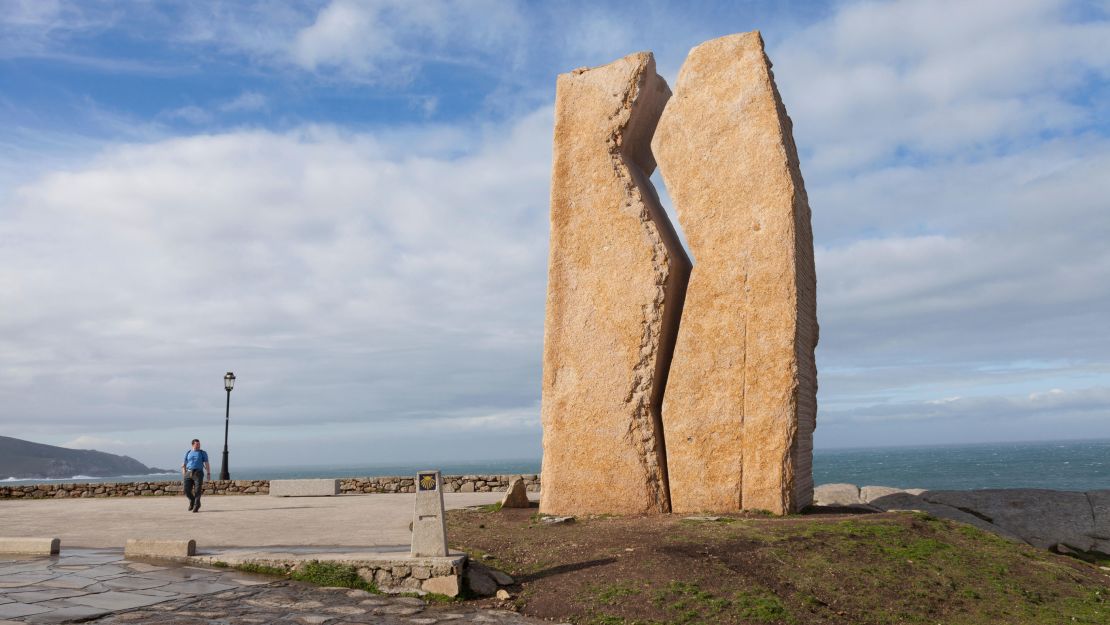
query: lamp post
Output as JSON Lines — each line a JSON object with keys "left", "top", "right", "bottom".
{"left": 220, "top": 371, "right": 235, "bottom": 481}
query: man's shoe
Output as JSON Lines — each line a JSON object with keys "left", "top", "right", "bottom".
{"left": 193, "top": 504, "right": 200, "bottom": 513}
{"left": 187, "top": 502, "right": 195, "bottom": 511}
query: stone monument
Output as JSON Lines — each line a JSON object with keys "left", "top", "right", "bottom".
{"left": 410, "top": 470, "right": 448, "bottom": 557}
{"left": 539, "top": 51, "right": 691, "bottom": 516}
{"left": 652, "top": 31, "right": 818, "bottom": 515}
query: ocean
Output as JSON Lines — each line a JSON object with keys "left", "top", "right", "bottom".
{"left": 3, "top": 439, "right": 1107, "bottom": 491}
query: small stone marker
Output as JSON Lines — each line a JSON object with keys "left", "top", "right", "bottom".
{"left": 124, "top": 538, "right": 196, "bottom": 559}
{"left": 0, "top": 537, "right": 60, "bottom": 555}
{"left": 499, "top": 476, "right": 530, "bottom": 508}
{"left": 410, "top": 470, "right": 448, "bottom": 557}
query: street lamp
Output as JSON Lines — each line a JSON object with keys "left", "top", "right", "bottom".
{"left": 220, "top": 371, "right": 235, "bottom": 481}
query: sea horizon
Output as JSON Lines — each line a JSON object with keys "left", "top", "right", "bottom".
{"left": 4, "top": 437, "right": 1108, "bottom": 491}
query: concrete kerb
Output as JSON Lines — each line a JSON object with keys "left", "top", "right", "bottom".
{"left": 190, "top": 549, "right": 468, "bottom": 597}
{"left": 0, "top": 537, "right": 60, "bottom": 555}
{"left": 124, "top": 538, "right": 196, "bottom": 559}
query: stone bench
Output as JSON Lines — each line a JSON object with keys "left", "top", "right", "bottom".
{"left": 269, "top": 479, "right": 340, "bottom": 497}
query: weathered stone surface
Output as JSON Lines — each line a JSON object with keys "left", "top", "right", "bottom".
{"left": 124, "top": 539, "right": 195, "bottom": 559}
{"left": 813, "top": 484, "right": 861, "bottom": 507}
{"left": 653, "top": 31, "right": 818, "bottom": 515}
{"left": 1088, "top": 490, "right": 1110, "bottom": 540}
{"left": 499, "top": 477, "right": 530, "bottom": 509}
{"left": 921, "top": 489, "right": 1097, "bottom": 550}
{"left": 860, "top": 485, "right": 904, "bottom": 503}
{"left": 540, "top": 51, "right": 688, "bottom": 516}
{"left": 268, "top": 479, "right": 339, "bottom": 497}
{"left": 421, "top": 575, "right": 460, "bottom": 597}
{"left": 465, "top": 566, "right": 497, "bottom": 597}
{"left": 0, "top": 537, "right": 60, "bottom": 555}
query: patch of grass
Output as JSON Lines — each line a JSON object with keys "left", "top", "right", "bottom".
{"left": 211, "top": 560, "right": 229, "bottom": 568}
{"left": 651, "top": 580, "right": 789, "bottom": 624}
{"left": 476, "top": 502, "right": 503, "bottom": 513}
{"left": 291, "top": 560, "right": 379, "bottom": 593}
{"left": 591, "top": 581, "right": 643, "bottom": 605}
{"left": 883, "top": 537, "right": 951, "bottom": 561}
{"left": 734, "top": 590, "right": 791, "bottom": 622}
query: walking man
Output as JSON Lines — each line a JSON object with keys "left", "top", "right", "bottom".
{"left": 182, "top": 439, "right": 211, "bottom": 513}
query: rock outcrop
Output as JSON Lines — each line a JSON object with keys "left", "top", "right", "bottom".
{"left": 499, "top": 476, "right": 531, "bottom": 508}
{"left": 816, "top": 483, "right": 1110, "bottom": 555}
{"left": 652, "top": 31, "right": 818, "bottom": 515}
{"left": 540, "top": 51, "right": 690, "bottom": 515}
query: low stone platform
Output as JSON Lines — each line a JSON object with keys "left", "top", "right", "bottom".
{"left": 191, "top": 549, "right": 467, "bottom": 596}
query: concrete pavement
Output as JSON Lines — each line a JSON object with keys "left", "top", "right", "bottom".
{"left": 0, "top": 493, "right": 514, "bottom": 550}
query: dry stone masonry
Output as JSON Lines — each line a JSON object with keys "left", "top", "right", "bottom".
{"left": 540, "top": 51, "right": 690, "bottom": 516}
{"left": 0, "top": 474, "right": 540, "bottom": 499}
{"left": 539, "top": 32, "right": 818, "bottom": 516}
{"left": 653, "top": 31, "right": 819, "bottom": 515}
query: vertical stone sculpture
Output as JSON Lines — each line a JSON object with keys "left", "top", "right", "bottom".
{"left": 540, "top": 52, "right": 691, "bottom": 515}
{"left": 652, "top": 31, "right": 818, "bottom": 515}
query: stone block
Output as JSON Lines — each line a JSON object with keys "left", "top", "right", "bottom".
{"left": 540, "top": 50, "right": 688, "bottom": 516}
{"left": 422, "top": 575, "right": 460, "bottom": 597}
{"left": 124, "top": 538, "right": 196, "bottom": 559}
{"left": 500, "top": 477, "right": 531, "bottom": 509}
{"left": 268, "top": 479, "right": 340, "bottom": 497}
{"left": 860, "top": 485, "right": 904, "bottom": 503}
{"left": 653, "top": 31, "right": 818, "bottom": 516}
{"left": 0, "top": 537, "right": 60, "bottom": 555}
{"left": 813, "top": 484, "right": 861, "bottom": 507}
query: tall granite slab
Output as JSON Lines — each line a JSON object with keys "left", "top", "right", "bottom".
{"left": 540, "top": 51, "right": 690, "bottom": 515}
{"left": 652, "top": 31, "right": 818, "bottom": 515}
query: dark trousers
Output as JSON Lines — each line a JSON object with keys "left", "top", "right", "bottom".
{"left": 183, "top": 470, "right": 204, "bottom": 507}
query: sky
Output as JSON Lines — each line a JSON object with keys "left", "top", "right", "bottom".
{"left": 1, "top": 0, "right": 1109, "bottom": 470}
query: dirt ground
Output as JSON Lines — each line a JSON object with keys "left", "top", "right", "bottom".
{"left": 445, "top": 504, "right": 1110, "bottom": 625}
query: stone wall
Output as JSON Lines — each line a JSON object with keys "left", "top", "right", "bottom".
{"left": 0, "top": 474, "right": 540, "bottom": 499}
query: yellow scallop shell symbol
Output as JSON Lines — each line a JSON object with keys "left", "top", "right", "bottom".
{"left": 420, "top": 474, "right": 437, "bottom": 490}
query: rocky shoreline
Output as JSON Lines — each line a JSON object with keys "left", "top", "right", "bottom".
{"left": 815, "top": 483, "right": 1110, "bottom": 556}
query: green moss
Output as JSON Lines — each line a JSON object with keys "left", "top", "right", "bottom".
{"left": 291, "top": 560, "right": 379, "bottom": 593}
{"left": 233, "top": 562, "right": 290, "bottom": 577}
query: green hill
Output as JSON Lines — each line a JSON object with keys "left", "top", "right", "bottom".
{"left": 0, "top": 435, "right": 165, "bottom": 479}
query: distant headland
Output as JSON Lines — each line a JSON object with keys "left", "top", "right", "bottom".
{"left": 0, "top": 435, "right": 169, "bottom": 480}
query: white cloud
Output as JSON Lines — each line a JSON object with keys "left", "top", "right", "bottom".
{"left": 0, "top": 109, "right": 554, "bottom": 445}
{"left": 771, "top": 0, "right": 1110, "bottom": 175}
{"left": 220, "top": 91, "right": 268, "bottom": 113}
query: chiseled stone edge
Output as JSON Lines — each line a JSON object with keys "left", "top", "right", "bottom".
{"left": 539, "top": 51, "right": 688, "bottom": 516}
{"left": 0, "top": 536, "right": 60, "bottom": 555}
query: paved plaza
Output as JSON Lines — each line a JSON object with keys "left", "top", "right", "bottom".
{"left": 0, "top": 493, "right": 510, "bottom": 549}
{"left": 0, "top": 549, "right": 550, "bottom": 624}
{"left": 0, "top": 492, "right": 549, "bottom": 623}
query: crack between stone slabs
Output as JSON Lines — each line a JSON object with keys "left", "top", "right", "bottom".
{"left": 920, "top": 495, "right": 996, "bottom": 525}
{"left": 1085, "top": 491, "right": 1107, "bottom": 540}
